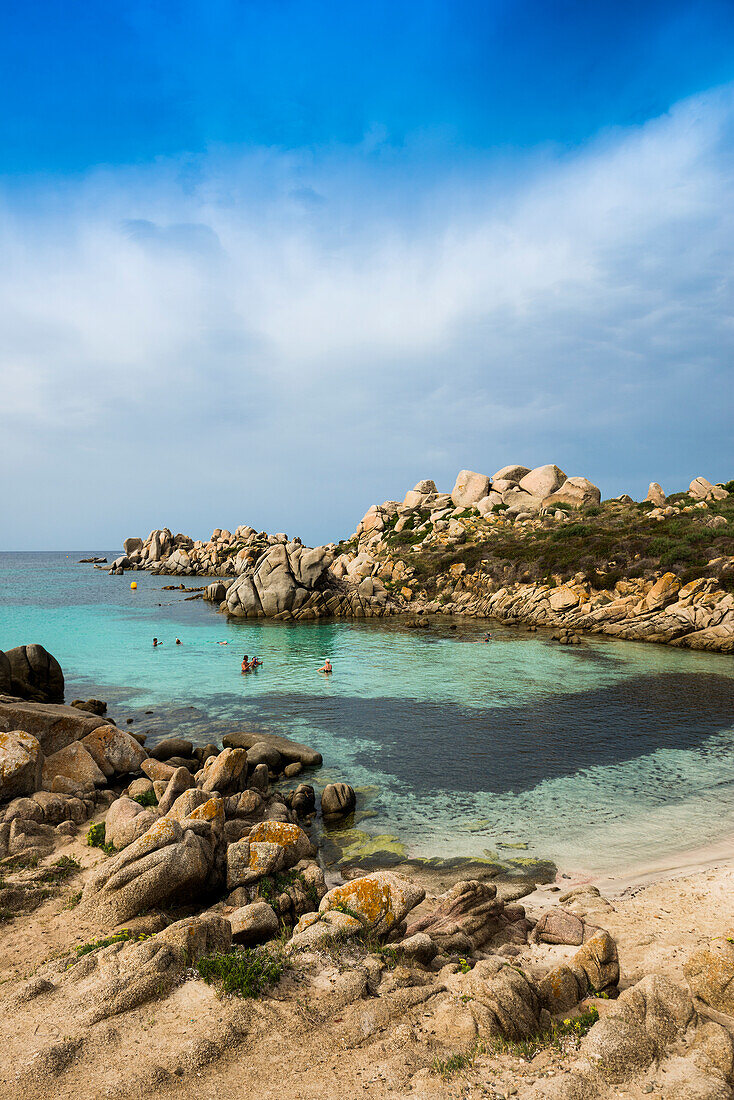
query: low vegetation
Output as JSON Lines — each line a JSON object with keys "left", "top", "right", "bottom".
{"left": 36, "top": 855, "right": 81, "bottom": 884}
{"left": 73, "top": 930, "right": 151, "bottom": 958}
{"left": 256, "top": 869, "right": 320, "bottom": 912}
{"left": 401, "top": 494, "right": 734, "bottom": 595}
{"left": 0, "top": 852, "right": 39, "bottom": 872}
{"left": 130, "top": 789, "right": 158, "bottom": 808}
{"left": 196, "top": 945, "right": 287, "bottom": 998}
{"left": 432, "top": 1006, "right": 600, "bottom": 1079}
{"left": 86, "top": 822, "right": 115, "bottom": 854}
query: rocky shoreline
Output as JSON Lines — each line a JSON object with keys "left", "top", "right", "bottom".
{"left": 106, "top": 464, "right": 734, "bottom": 653}
{"left": 1, "top": 644, "right": 734, "bottom": 1099}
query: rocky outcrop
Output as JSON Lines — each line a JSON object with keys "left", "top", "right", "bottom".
{"left": 684, "top": 936, "right": 734, "bottom": 1015}
{"left": 318, "top": 871, "right": 425, "bottom": 934}
{"left": 451, "top": 470, "right": 491, "bottom": 508}
{"left": 229, "top": 901, "right": 280, "bottom": 945}
{"left": 519, "top": 464, "right": 567, "bottom": 499}
{"left": 113, "top": 467, "right": 730, "bottom": 644}
{"left": 646, "top": 481, "right": 667, "bottom": 506}
{"left": 320, "top": 782, "right": 356, "bottom": 820}
{"left": 535, "top": 972, "right": 732, "bottom": 1099}
{"left": 406, "top": 879, "right": 531, "bottom": 953}
{"left": 223, "top": 543, "right": 334, "bottom": 618}
{"left": 477, "top": 575, "right": 734, "bottom": 653}
{"left": 0, "top": 730, "right": 44, "bottom": 800}
{"left": 0, "top": 697, "right": 107, "bottom": 756}
{"left": 0, "top": 645, "right": 64, "bottom": 704}
{"left": 79, "top": 725, "right": 148, "bottom": 779}
{"left": 222, "top": 731, "right": 322, "bottom": 768}
{"left": 530, "top": 907, "right": 600, "bottom": 946}
{"left": 690, "top": 476, "right": 730, "bottom": 502}
{"left": 435, "top": 957, "right": 547, "bottom": 1044}
{"left": 0, "top": 651, "right": 10, "bottom": 695}
{"left": 287, "top": 871, "right": 426, "bottom": 951}
{"left": 42, "top": 742, "right": 107, "bottom": 790}
{"left": 543, "top": 476, "right": 601, "bottom": 510}
{"left": 105, "top": 795, "right": 158, "bottom": 848}
{"left": 582, "top": 972, "right": 697, "bottom": 1078}
{"left": 80, "top": 817, "right": 216, "bottom": 926}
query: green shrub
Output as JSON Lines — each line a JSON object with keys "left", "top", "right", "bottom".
{"left": 552, "top": 523, "right": 594, "bottom": 539}
{"left": 197, "top": 945, "right": 286, "bottom": 998}
{"left": 86, "top": 822, "right": 114, "bottom": 854}
{"left": 131, "top": 789, "right": 158, "bottom": 808}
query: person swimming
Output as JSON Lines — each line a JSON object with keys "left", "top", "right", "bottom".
{"left": 175, "top": 638, "right": 182, "bottom": 645}
{"left": 250, "top": 656, "right": 262, "bottom": 668}
{"left": 318, "top": 658, "right": 332, "bottom": 674}
{"left": 153, "top": 637, "right": 161, "bottom": 647}
{"left": 241, "top": 654, "right": 250, "bottom": 672}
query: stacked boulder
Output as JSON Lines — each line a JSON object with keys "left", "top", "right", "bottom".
{"left": 223, "top": 542, "right": 332, "bottom": 618}
{"left": 688, "top": 476, "right": 730, "bottom": 502}
{"left": 112, "top": 526, "right": 292, "bottom": 578}
{"left": 474, "top": 464, "right": 601, "bottom": 518}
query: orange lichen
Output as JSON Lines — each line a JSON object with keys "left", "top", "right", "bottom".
{"left": 248, "top": 841, "right": 283, "bottom": 874}
{"left": 249, "top": 821, "right": 304, "bottom": 850}
{"left": 189, "top": 798, "right": 224, "bottom": 823}
{"left": 321, "top": 873, "right": 399, "bottom": 928}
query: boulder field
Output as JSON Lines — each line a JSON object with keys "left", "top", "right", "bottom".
{"left": 1, "top": 682, "right": 733, "bottom": 1099}
{"left": 108, "top": 467, "right": 734, "bottom": 651}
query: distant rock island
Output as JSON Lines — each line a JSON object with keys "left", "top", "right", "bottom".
{"left": 110, "top": 465, "right": 734, "bottom": 651}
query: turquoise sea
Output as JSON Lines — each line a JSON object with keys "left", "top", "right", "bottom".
{"left": 2, "top": 551, "right": 734, "bottom": 875}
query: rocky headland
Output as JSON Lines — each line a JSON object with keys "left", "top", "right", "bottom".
{"left": 112, "top": 466, "right": 734, "bottom": 652}
{"left": 1, "top": 646, "right": 734, "bottom": 1100}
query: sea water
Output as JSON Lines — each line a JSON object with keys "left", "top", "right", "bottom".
{"left": 1, "top": 551, "right": 734, "bottom": 874}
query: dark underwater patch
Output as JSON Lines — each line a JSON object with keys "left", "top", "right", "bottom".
{"left": 81, "top": 671, "right": 734, "bottom": 797}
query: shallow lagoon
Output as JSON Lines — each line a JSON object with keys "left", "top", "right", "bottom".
{"left": 2, "top": 551, "right": 734, "bottom": 874}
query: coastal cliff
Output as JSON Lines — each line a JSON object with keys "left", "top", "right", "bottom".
{"left": 114, "top": 466, "right": 734, "bottom": 651}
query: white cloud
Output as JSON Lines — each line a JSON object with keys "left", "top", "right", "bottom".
{"left": 1, "top": 86, "right": 733, "bottom": 547}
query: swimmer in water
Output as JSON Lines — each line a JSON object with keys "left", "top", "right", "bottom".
{"left": 175, "top": 638, "right": 182, "bottom": 645}
{"left": 318, "top": 658, "right": 332, "bottom": 674}
{"left": 153, "top": 637, "right": 161, "bottom": 647}
{"left": 241, "top": 654, "right": 250, "bottom": 672}
{"left": 250, "top": 656, "right": 262, "bottom": 668}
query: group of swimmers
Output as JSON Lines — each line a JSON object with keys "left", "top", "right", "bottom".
{"left": 240, "top": 654, "right": 263, "bottom": 673}
{"left": 152, "top": 637, "right": 332, "bottom": 675}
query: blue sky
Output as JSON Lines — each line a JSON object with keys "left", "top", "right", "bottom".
{"left": 1, "top": 0, "right": 733, "bottom": 547}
